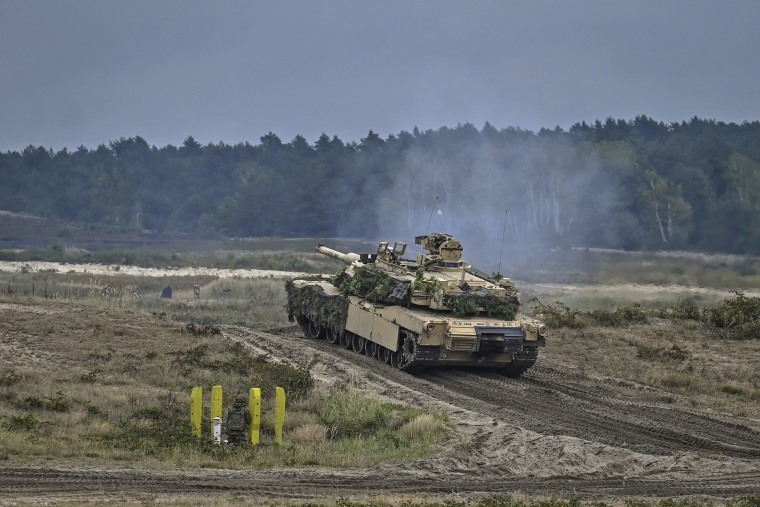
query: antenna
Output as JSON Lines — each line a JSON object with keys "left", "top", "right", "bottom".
{"left": 425, "top": 195, "right": 439, "bottom": 234}
{"left": 497, "top": 209, "right": 508, "bottom": 277}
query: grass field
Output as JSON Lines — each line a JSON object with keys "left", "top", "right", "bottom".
{"left": 2, "top": 223, "right": 760, "bottom": 505}
{"left": 0, "top": 286, "right": 450, "bottom": 470}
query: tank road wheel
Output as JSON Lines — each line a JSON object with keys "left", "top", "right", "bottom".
{"left": 326, "top": 327, "right": 340, "bottom": 344}
{"left": 351, "top": 334, "right": 366, "bottom": 354}
{"left": 366, "top": 341, "right": 378, "bottom": 358}
{"left": 381, "top": 347, "right": 393, "bottom": 364}
{"left": 307, "top": 318, "right": 324, "bottom": 339}
{"left": 340, "top": 330, "right": 353, "bottom": 349}
{"left": 496, "top": 347, "right": 539, "bottom": 377}
{"left": 390, "top": 350, "right": 401, "bottom": 369}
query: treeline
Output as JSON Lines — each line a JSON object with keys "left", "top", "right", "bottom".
{"left": 2, "top": 116, "right": 760, "bottom": 254}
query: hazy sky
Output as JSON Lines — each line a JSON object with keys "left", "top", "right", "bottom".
{"left": 2, "top": 0, "right": 758, "bottom": 151}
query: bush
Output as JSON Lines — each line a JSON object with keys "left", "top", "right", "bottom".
{"left": 636, "top": 344, "right": 688, "bottom": 362}
{"left": 318, "top": 388, "right": 391, "bottom": 439}
{"left": 0, "top": 413, "right": 38, "bottom": 432}
{"left": 101, "top": 406, "right": 217, "bottom": 456}
{"left": 671, "top": 296, "right": 702, "bottom": 320}
{"left": 588, "top": 304, "right": 647, "bottom": 327}
{"left": 0, "top": 370, "right": 22, "bottom": 386}
{"left": 705, "top": 291, "right": 760, "bottom": 339}
{"left": 528, "top": 299, "right": 585, "bottom": 329}
{"left": 18, "top": 391, "right": 71, "bottom": 412}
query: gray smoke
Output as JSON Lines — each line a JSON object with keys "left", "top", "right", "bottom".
{"left": 372, "top": 130, "right": 617, "bottom": 276}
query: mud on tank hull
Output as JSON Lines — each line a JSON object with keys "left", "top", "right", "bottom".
{"left": 286, "top": 280, "right": 546, "bottom": 376}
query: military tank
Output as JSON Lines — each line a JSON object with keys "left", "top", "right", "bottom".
{"left": 285, "top": 233, "right": 546, "bottom": 376}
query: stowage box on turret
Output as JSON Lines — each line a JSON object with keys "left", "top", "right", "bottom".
{"left": 285, "top": 233, "right": 547, "bottom": 376}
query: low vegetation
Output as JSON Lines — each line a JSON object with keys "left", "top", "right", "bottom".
{"left": 0, "top": 293, "right": 449, "bottom": 469}
{"left": 529, "top": 292, "right": 760, "bottom": 340}
{"left": 2, "top": 244, "right": 760, "bottom": 504}
{"left": 0, "top": 242, "right": 337, "bottom": 273}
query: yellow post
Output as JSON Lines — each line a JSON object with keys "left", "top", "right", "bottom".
{"left": 274, "top": 386, "right": 286, "bottom": 445}
{"left": 190, "top": 387, "right": 202, "bottom": 437}
{"left": 210, "top": 385, "right": 223, "bottom": 438}
{"left": 249, "top": 387, "right": 261, "bottom": 445}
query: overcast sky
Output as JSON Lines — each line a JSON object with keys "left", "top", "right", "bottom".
{"left": 1, "top": 0, "right": 758, "bottom": 152}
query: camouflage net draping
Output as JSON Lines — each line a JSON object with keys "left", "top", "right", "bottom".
{"left": 288, "top": 266, "right": 520, "bottom": 326}
{"left": 334, "top": 266, "right": 410, "bottom": 305}
{"left": 444, "top": 290, "right": 519, "bottom": 319}
{"left": 285, "top": 280, "right": 349, "bottom": 337}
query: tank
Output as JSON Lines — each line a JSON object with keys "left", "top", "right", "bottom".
{"left": 285, "top": 233, "right": 547, "bottom": 376}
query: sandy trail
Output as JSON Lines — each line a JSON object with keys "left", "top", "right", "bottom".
{"left": 0, "top": 260, "right": 311, "bottom": 280}
{"left": 4, "top": 260, "right": 755, "bottom": 303}
{"left": 3, "top": 325, "right": 759, "bottom": 503}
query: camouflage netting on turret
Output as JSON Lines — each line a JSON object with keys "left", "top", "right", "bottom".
{"left": 444, "top": 290, "right": 519, "bottom": 319}
{"left": 285, "top": 280, "right": 349, "bottom": 337}
{"left": 334, "top": 266, "right": 410, "bottom": 305}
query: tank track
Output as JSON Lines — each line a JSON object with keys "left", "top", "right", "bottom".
{"left": 295, "top": 307, "right": 538, "bottom": 376}
{"left": 495, "top": 346, "right": 539, "bottom": 377}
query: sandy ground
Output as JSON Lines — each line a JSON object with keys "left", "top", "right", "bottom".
{"left": 4, "top": 260, "right": 757, "bottom": 303}
{"left": 1, "top": 263, "right": 759, "bottom": 505}
{"left": 1, "top": 322, "right": 758, "bottom": 505}
{"left": 0, "top": 260, "right": 311, "bottom": 280}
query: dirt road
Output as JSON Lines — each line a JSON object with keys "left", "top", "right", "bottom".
{"left": 1, "top": 325, "right": 759, "bottom": 504}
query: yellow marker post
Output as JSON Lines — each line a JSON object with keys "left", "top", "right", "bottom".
{"left": 190, "top": 387, "right": 202, "bottom": 437}
{"left": 274, "top": 386, "right": 286, "bottom": 445}
{"left": 210, "top": 385, "right": 223, "bottom": 438}
{"left": 249, "top": 387, "right": 261, "bottom": 445}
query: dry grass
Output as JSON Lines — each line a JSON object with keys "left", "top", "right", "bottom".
{"left": 0, "top": 293, "right": 450, "bottom": 469}
{"left": 288, "top": 423, "right": 328, "bottom": 444}
{"left": 543, "top": 320, "right": 760, "bottom": 429}
{"left": 0, "top": 269, "right": 291, "bottom": 328}
{"left": 398, "top": 413, "right": 447, "bottom": 439}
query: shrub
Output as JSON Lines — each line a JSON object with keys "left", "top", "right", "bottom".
{"left": 528, "top": 299, "right": 585, "bottom": 329}
{"left": 1, "top": 413, "right": 38, "bottom": 432}
{"left": 18, "top": 391, "right": 71, "bottom": 412}
{"left": 705, "top": 291, "right": 760, "bottom": 339}
{"left": 398, "top": 413, "right": 446, "bottom": 439}
{"left": 721, "top": 384, "right": 747, "bottom": 396}
{"left": 0, "top": 370, "right": 22, "bottom": 386}
{"left": 588, "top": 304, "right": 648, "bottom": 327}
{"left": 318, "top": 388, "right": 391, "bottom": 439}
{"left": 636, "top": 344, "right": 688, "bottom": 362}
{"left": 671, "top": 296, "right": 702, "bottom": 320}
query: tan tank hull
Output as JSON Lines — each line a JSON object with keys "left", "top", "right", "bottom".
{"left": 286, "top": 278, "right": 546, "bottom": 375}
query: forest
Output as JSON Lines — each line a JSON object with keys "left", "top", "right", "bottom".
{"left": 2, "top": 115, "right": 760, "bottom": 256}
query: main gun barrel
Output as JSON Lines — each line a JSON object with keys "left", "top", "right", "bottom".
{"left": 316, "top": 244, "right": 362, "bottom": 265}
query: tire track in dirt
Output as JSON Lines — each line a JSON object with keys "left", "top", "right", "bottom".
{"left": 240, "top": 325, "right": 760, "bottom": 461}
{"left": 418, "top": 368, "right": 760, "bottom": 459}
{"left": 2, "top": 466, "right": 760, "bottom": 501}
{"left": 4, "top": 325, "right": 758, "bottom": 503}
{"left": 223, "top": 326, "right": 760, "bottom": 495}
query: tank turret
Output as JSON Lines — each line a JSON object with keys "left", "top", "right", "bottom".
{"left": 286, "top": 233, "right": 546, "bottom": 376}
